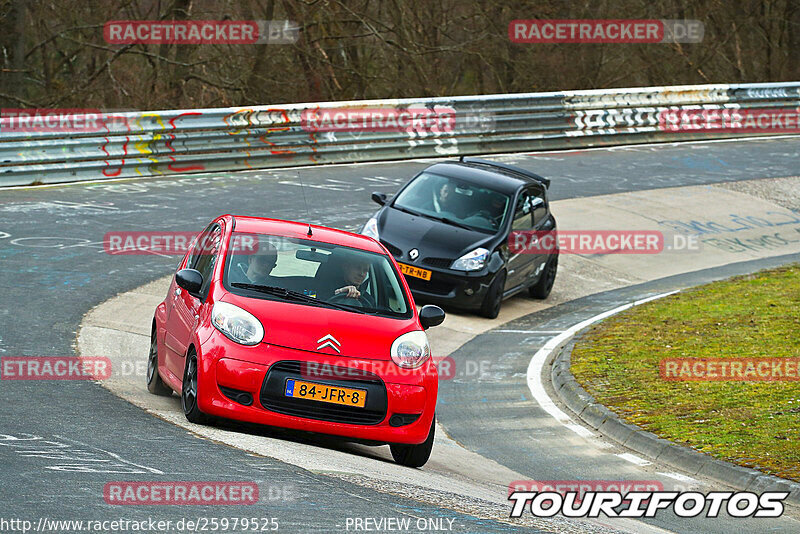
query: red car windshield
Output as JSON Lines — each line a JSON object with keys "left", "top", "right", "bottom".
{"left": 223, "top": 232, "right": 412, "bottom": 318}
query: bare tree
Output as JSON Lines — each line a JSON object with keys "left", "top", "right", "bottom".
{"left": 0, "top": 0, "right": 796, "bottom": 110}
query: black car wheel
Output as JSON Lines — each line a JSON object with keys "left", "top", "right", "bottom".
{"left": 390, "top": 417, "right": 435, "bottom": 468}
{"left": 146, "top": 326, "right": 173, "bottom": 396}
{"left": 529, "top": 253, "right": 558, "bottom": 299}
{"left": 182, "top": 350, "right": 209, "bottom": 424}
{"left": 479, "top": 270, "right": 506, "bottom": 319}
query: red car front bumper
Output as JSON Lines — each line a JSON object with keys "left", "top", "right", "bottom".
{"left": 194, "top": 331, "right": 438, "bottom": 445}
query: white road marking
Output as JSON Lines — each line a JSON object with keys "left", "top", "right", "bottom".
{"left": 56, "top": 435, "right": 165, "bottom": 474}
{"left": 657, "top": 472, "right": 699, "bottom": 484}
{"left": 525, "top": 290, "right": 679, "bottom": 439}
{"left": 0, "top": 433, "right": 164, "bottom": 474}
{"left": 617, "top": 453, "right": 652, "bottom": 466}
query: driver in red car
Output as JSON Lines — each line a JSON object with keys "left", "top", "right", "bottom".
{"left": 334, "top": 257, "right": 370, "bottom": 299}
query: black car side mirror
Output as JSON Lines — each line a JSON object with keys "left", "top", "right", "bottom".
{"left": 371, "top": 192, "right": 387, "bottom": 206}
{"left": 176, "top": 269, "right": 203, "bottom": 297}
{"left": 419, "top": 305, "right": 446, "bottom": 329}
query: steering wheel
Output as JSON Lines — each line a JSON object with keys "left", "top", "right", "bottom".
{"left": 328, "top": 292, "right": 372, "bottom": 308}
{"left": 485, "top": 208, "right": 505, "bottom": 225}
{"left": 467, "top": 209, "right": 499, "bottom": 228}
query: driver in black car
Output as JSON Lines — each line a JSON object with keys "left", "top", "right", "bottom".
{"left": 486, "top": 194, "right": 507, "bottom": 228}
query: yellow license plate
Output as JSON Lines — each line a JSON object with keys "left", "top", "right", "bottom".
{"left": 398, "top": 263, "right": 432, "bottom": 281}
{"left": 284, "top": 379, "right": 367, "bottom": 408}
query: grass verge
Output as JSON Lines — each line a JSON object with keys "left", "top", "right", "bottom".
{"left": 571, "top": 264, "right": 800, "bottom": 481}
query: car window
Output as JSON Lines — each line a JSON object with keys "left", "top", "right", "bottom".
{"left": 512, "top": 192, "right": 534, "bottom": 231}
{"left": 530, "top": 186, "right": 547, "bottom": 226}
{"left": 224, "top": 232, "right": 411, "bottom": 319}
{"left": 176, "top": 250, "right": 189, "bottom": 271}
{"left": 190, "top": 224, "right": 222, "bottom": 296}
{"left": 188, "top": 223, "right": 213, "bottom": 269}
{"left": 392, "top": 171, "right": 510, "bottom": 233}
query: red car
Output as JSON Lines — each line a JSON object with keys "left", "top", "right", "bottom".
{"left": 147, "top": 215, "right": 445, "bottom": 467}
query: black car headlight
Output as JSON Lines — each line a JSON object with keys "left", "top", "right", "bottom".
{"left": 361, "top": 217, "right": 379, "bottom": 240}
{"left": 451, "top": 247, "right": 489, "bottom": 271}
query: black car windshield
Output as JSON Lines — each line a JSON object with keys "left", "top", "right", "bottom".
{"left": 223, "top": 232, "right": 412, "bottom": 319}
{"left": 392, "top": 172, "right": 511, "bottom": 232}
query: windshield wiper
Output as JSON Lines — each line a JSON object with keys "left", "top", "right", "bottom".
{"left": 392, "top": 204, "right": 422, "bottom": 217}
{"left": 395, "top": 204, "right": 474, "bottom": 230}
{"left": 230, "top": 283, "right": 368, "bottom": 314}
{"left": 420, "top": 213, "right": 473, "bottom": 230}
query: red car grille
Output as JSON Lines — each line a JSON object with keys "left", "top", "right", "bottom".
{"left": 259, "top": 361, "right": 387, "bottom": 425}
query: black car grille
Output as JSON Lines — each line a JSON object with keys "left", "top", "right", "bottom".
{"left": 379, "top": 240, "right": 402, "bottom": 257}
{"left": 260, "top": 361, "right": 387, "bottom": 425}
{"left": 422, "top": 257, "right": 452, "bottom": 269}
{"left": 406, "top": 276, "right": 456, "bottom": 296}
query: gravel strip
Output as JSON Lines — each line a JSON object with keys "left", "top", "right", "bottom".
{"left": 715, "top": 176, "right": 800, "bottom": 212}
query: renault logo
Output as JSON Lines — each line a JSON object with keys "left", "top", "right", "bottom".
{"left": 409, "top": 248, "right": 419, "bottom": 260}
{"left": 316, "top": 334, "right": 341, "bottom": 353}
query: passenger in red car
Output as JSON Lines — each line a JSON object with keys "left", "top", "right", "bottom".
{"left": 229, "top": 243, "right": 277, "bottom": 285}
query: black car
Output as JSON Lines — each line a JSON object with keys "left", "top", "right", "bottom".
{"left": 362, "top": 157, "right": 558, "bottom": 318}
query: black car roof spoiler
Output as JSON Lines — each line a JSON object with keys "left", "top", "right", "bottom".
{"left": 458, "top": 156, "right": 551, "bottom": 189}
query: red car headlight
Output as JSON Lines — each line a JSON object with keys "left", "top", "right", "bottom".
{"left": 390, "top": 330, "right": 430, "bottom": 369}
{"left": 211, "top": 302, "right": 264, "bottom": 346}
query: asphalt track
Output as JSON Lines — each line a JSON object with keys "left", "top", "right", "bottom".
{"left": 1, "top": 136, "right": 799, "bottom": 533}
{"left": 439, "top": 252, "right": 800, "bottom": 534}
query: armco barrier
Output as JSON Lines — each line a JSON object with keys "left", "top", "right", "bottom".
{"left": 1, "top": 82, "right": 798, "bottom": 186}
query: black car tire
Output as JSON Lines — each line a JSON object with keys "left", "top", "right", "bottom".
{"left": 146, "top": 327, "right": 173, "bottom": 396}
{"left": 529, "top": 254, "right": 558, "bottom": 299}
{"left": 390, "top": 417, "right": 435, "bottom": 468}
{"left": 479, "top": 270, "right": 506, "bottom": 319}
{"left": 182, "top": 349, "right": 210, "bottom": 424}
